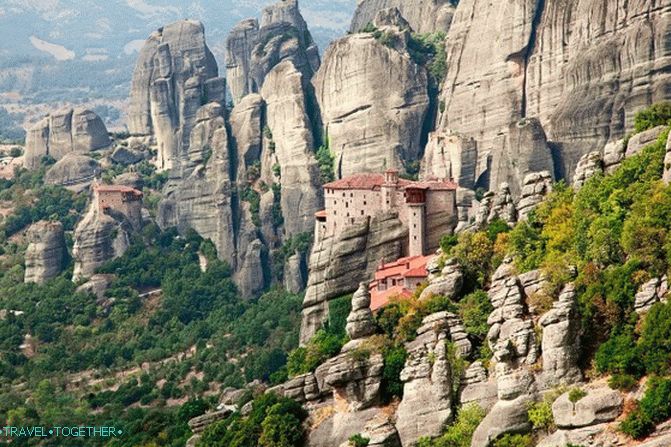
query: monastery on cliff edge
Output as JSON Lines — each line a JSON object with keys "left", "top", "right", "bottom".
{"left": 313, "top": 169, "right": 458, "bottom": 309}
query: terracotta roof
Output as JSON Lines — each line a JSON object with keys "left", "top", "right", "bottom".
{"left": 374, "top": 255, "right": 432, "bottom": 281}
{"left": 315, "top": 210, "right": 327, "bottom": 218}
{"left": 323, "top": 173, "right": 456, "bottom": 191}
{"left": 370, "top": 285, "right": 413, "bottom": 311}
{"left": 404, "top": 266, "right": 429, "bottom": 278}
{"left": 95, "top": 184, "right": 142, "bottom": 195}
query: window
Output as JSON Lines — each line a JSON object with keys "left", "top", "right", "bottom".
{"left": 363, "top": 201, "right": 367, "bottom": 205}
{"left": 350, "top": 193, "right": 353, "bottom": 197}
{"left": 342, "top": 192, "right": 346, "bottom": 197}
{"left": 345, "top": 202, "right": 348, "bottom": 208}
{"left": 361, "top": 210, "right": 364, "bottom": 216}
{"left": 414, "top": 236, "right": 417, "bottom": 240}
{"left": 413, "top": 224, "right": 416, "bottom": 228}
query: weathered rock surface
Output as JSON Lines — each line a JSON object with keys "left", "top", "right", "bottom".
{"left": 476, "top": 183, "right": 516, "bottom": 228}
{"left": 573, "top": 151, "right": 604, "bottom": 189}
{"left": 72, "top": 201, "right": 133, "bottom": 282}
{"left": 229, "top": 94, "right": 264, "bottom": 182}
{"left": 44, "top": 154, "right": 100, "bottom": 190}
{"left": 111, "top": 146, "right": 146, "bottom": 166}
{"left": 324, "top": 352, "right": 384, "bottom": 411}
{"left": 419, "top": 258, "right": 463, "bottom": 301}
{"left": 635, "top": 276, "right": 669, "bottom": 314}
{"left": 300, "top": 212, "right": 407, "bottom": 344}
{"left": 313, "top": 30, "right": 429, "bottom": 177}
{"left": 25, "top": 108, "right": 110, "bottom": 169}
{"left": 128, "top": 20, "right": 223, "bottom": 172}
{"left": 539, "top": 283, "right": 582, "bottom": 386}
{"left": 421, "top": 130, "right": 479, "bottom": 189}
{"left": 396, "top": 311, "right": 469, "bottom": 445}
{"left": 438, "top": 0, "right": 671, "bottom": 190}
{"left": 552, "top": 387, "right": 623, "bottom": 429}
{"left": 76, "top": 274, "right": 115, "bottom": 300}
{"left": 24, "top": 221, "right": 66, "bottom": 284}
{"left": 517, "top": 171, "right": 553, "bottom": 221}
{"left": 345, "top": 283, "right": 376, "bottom": 341}
{"left": 225, "top": 0, "right": 319, "bottom": 104}
{"left": 460, "top": 361, "right": 498, "bottom": 411}
{"left": 350, "top": 0, "right": 455, "bottom": 34}
{"left": 625, "top": 125, "right": 667, "bottom": 158}
{"left": 261, "top": 61, "right": 322, "bottom": 237}
{"left": 284, "top": 252, "right": 307, "bottom": 294}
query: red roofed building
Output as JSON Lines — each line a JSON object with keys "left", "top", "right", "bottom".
{"left": 315, "top": 170, "right": 458, "bottom": 255}
{"left": 94, "top": 183, "right": 143, "bottom": 230}
{"left": 369, "top": 255, "right": 432, "bottom": 310}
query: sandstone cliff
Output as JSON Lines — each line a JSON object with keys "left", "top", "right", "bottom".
{"left": 437, "top": 0, "right": 671, "bottom": 192}
{"left": 127, "top": 20, "right": 224, "bottom": 173}
{"left": 225, "top": 0, "right": 320, "bottom": 104}
{"left": 24, "top": 221, "right": 66, "bottom": 284}
{"left": 350, "top": 0, "right": 456, "bottom": 34}
{"left": 25, "top": 108, "right": 110, "bottom": 169}
{"left": 312, "top": 28, "right": 430, "bottom": 177}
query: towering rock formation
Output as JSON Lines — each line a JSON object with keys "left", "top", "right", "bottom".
{"left": 24, "top": 221, "right": 66, "bottom": 284}
{"left": 350, "top": 0, "right": 456, "bottom": 34}
{"left": 261, "top": 61, "right": 322, "bottom": 236}
{"left": 312, "top": 24, "right": 430, "bottom": 177}
{"left": 25, "top": 108, "right": 110, "bottom": 169}
{"left": 225, "top": 0, "right": 320, "bottom": 104}
{"left": 438, "top": 0, "right": 671, "bottom": 191}
{"left": 301, "top": 213, "right": 407, "bottom": 344}
{"left": 72, "top": 200, "right": 133, "bottom": 282}
{"left": 127, "top": 20, "right": 224, "bottom": 173}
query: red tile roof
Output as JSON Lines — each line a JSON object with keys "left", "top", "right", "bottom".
{"left": 95, "top": 184, "right": 142, "bottom": 194}
{"left": 369, "top": 255, "right": 432, "bottom": 311}
{"left": 373, "top": 255, "right": 432, "bottom": 281}
{"left": 370, "top": 285, "right": 413, "bottom": 311}
{"left": 315, "top": 210, "right": 327, "bottom": 218}
{"left": 323, "top": 173, "right": 457, "bottom": 191}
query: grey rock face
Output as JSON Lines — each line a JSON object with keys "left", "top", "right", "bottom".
{"left": 283, "top": 252, "right": 307, "bottom": 294}
{"left": 419, "top": 258, "right": 463, "bottom": 301}
{"left": 602, "top": 139, "right": 626, "bottom": 174}
{"left": 225, "top": 0, "right": 319, "bottom": 104}
{"left": 460, "top": 362, "right": 498, "bottom": 411}
{"left": 552, "top": 387, "right": 623, "bottom": 429}
{"left": 128, "top": 20, "right": 223, "bottom": 173}
{"left": 494, "top": 119, "right": 555, "bottom": 198}
{"left": 573, "top": 151, "right": 603, "bottom": 189}
{"left": 324, "top": 352, "right": 384, "bottom": 411}
{"left": 421, "top": 130, "right": 479, "bottom": 189}
{"left": 111, "top": 146, "right": 146, "bottom": 166}
{"left": 517, "top": 171, "right": 553, "bottom": 221}
{"left": 438, "top": 0, "right": 671, "bottom": 191}
{"left": 76, "top": 274, "right": 115, "bottom": 300}
{"left": 312, "top": 31, "right": 429, "bottom": 177}
{"left": 261, "top": 61, "right": 322, "bottom": 237}
{"left": 44, "top": 154, "right": 100, "bottom": 190}
{"left": 72, "top": 201, "right": 133, "bottom": 282}
{"left": 625, "top": 125, "right": 667, "bottom": 158}
{"left": 537, "top": 423, "right": 613, "bottom": 447}
{"left": 472, "top": 259, "right": 538, "bottom": 447}
{"left": 25, "top": 108, "right": 110, "bottom": 169}
{"left": 24, "top": 221, "right": 66, "bottom": 284}
{"left": 538, "top": 284, "right": 582, "bottom": 386}
{"left": 476, "top": 183, "right": 517, "bottom": 228}
{"left": 230, "top": 94, "right": 264, "bottom": 182}
{"left": 350, "top": 0, "right": 455, "bottom": 34}
{"left": 300, "top": 212, "right": 407, "bottom": 344}
{"left": 634, "top": 276, "right": 668, "bottom": 314}
{"left": 396, "top": 311, "right": 471, "bottom": 445}
{"left": 345, "top": 283, "right": 376, "bottom": 340}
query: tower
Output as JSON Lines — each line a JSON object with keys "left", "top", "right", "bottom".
{"left": 405, "top": 187, "right": 427, "bottom": 256}
{"left": 382, "top": 169, "right": 399, "bottom": 211}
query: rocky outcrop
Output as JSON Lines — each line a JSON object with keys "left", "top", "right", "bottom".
{"left": 475, "top": 183, "right": 517, "bottom": 228}
{"left": 635, "top": 276, "right": 669, "bottom": 314}
{"left": 261, "top": 61, "right": 322, "bottom": 237}
{"left": 72, "top": 201, "right": 133, "bottom": 282}
{"left": 471, "top": 259, "right": 538, "bottom": 447}
{"left": 517, "top": 171, "right": 553, "bottom": 221}
{"left": 300, "top": 212, "right": 407, "bottom": 344}
{"left": 419, "top": 257, "right": 463, "bottom": 301}
{"left": 573, "top": 151, "right": 603, "bottom": 189}
{"left": 345, "top": 283, "right": 376, "bottom": 341}
{"left": 24, "top": 221, "right": 66, "bottom": 284}
{"left": 111, "top": 146, "right": 146, "bottom": 166}
{"left": 421, "top": 130, "right": 479, "bottom": 189}
{"left": 396, "top": 311, "right": 465, "bottom": 445}
{"left": 460, "top": 362, "right": 498, "bottom": 411}
{"left": 25, "top": 108, "right": 110, "bottom": 169}
{"left": 283, "top": 252, "right": 307, "bottom": 294}
{"left": 225, "top": 0, "right": 319, "bottom": 104}
{"left": 127, "top": 20, "right": 224, "bottom": 172}
{"left": 438, "top": 0, "right": 671, "bottom": 191}
{"left": 552, "top": 387, "right": 623, "bottom": 429}
{"left": 626, "top": 125, "right": 668, "bottom": 158}
{"left": 44, "top": 154, "right": 100, "bottom": 191}
{"left": 229, "top": 94, "right": 264, "bottom": 182}
{"left": 323, "top": 352, "right": 384, "bottom": 411}
{"left": 312, "top": 29, "right": 430, "bottom": 178}
{"left": 76, "top": 274, "right": 115, "bottom": 300}
{"left": 538, "top": 284, "right": 582, "bottom": 387}
{"left": 350, "top": 0, "right": 455, "bottom": 34}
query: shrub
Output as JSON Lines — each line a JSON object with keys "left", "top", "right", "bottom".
{"left": 608, "top": 374, "right": 638, "bottom": 391}
{"left": 348, "top": 433, "right": 370, "bottom": 447}
{"left": 286, "top": 329, "right": 345, "bottom": 376}
{"left": 381, "top": 345, "right": 407, "bottom": 400}
{"left": 594, "top": 328, "right": 643, "bottom": 377}
{"left": 527, "top": 400, "right": 554, "bottom": 431}
{"left": 634, "top": 102, "right": 671, "bottom": 133}
{"left": 636, "top": 301, "right": 671, "bottom": 375}
{"left": 315, "top": 143, "right": 335, "bottom": 184}
{"left": 458, "top": 290, "right": 493, "bottom": 340}
{"left": 568, "top": 387, "right": 588, "bottom": 403}
{"left": 492, "top": 433, "right": 534, "bottom": 447}
{"left": 417, "top": 404, "right": 485, "bottom": 447}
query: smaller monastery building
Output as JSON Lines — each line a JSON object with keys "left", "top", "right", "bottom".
{"left": 94, "top": 183, "right": 143, "bottom": 230}
{"left": 369, "top": 255, "right": 433, "bottom": 311}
